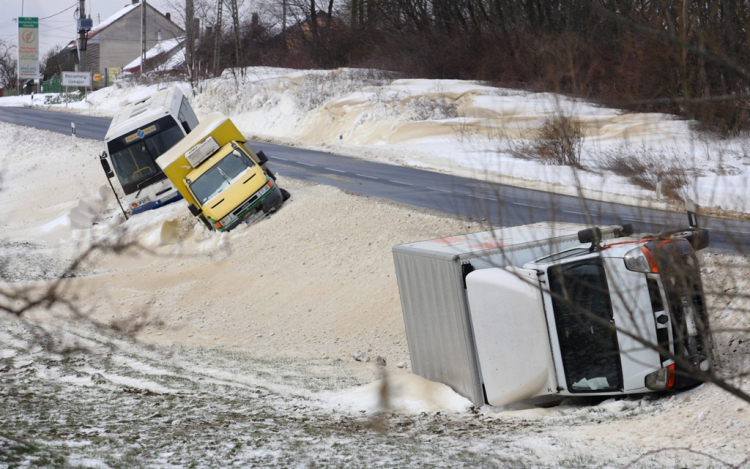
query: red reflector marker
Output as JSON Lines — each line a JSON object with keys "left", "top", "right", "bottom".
{"left": 666, "top": 363, "right": 676, "bottom": 390}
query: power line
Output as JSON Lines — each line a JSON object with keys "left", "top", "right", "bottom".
{"left": 38, "top": 2, "right": 78, "bottom": 21}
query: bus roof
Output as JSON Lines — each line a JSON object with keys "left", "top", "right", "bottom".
{"left": 104, "top": 86, "right": 184, "bottom": 142}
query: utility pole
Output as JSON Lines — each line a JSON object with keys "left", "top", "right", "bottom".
{"left": 186, "top": 0, "right": 195, "bottom": 80}
{"left": 77, "top": 0, "right": 87, "bottom": 72}
{"left": 213, "top": 0, "right": 222, "bottom": 76}
{"left": 282, "top": 0, "right": 287, "bottom": 47}
{"left": 230, "top": 0, "right": 240, "bottom": 67}
{"left": 141, "top": 0, "right": 147, "bottom": 75}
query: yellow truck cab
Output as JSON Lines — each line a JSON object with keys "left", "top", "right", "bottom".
{"left": 156, "top": 112, "right": 288, "bottom": 231}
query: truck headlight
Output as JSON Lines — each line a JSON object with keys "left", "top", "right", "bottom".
{"left": 219, "top": 212, "right": 234, "bottom": 227}
{"left": 624, "top": 246, "right": 659, "bottom": 273}
{"left": 645, "top": 363, "right": 676, "bottom": 390}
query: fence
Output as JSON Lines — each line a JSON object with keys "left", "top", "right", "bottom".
{"left": 42, "top": 77, "right": 64, "bottom": 94}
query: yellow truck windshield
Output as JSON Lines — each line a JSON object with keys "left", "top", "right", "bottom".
{"left": 189, "top": 149, "right": 256, "bottom": 204}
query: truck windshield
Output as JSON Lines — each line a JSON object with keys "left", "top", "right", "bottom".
{"left": 189, "top": 149, "right": 256, "bottom": 205}
{"left": 548, "top": 258, "right": 623, "bottom": 393}
{"left": 107, "top": 116, "right": 185, "bottom": 195}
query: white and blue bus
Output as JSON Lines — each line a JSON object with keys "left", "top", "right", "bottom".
{"left": 101, "top": 86, "right": 200, "bottom": 215}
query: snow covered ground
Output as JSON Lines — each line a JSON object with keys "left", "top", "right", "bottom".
{"left": 1, "top": 70, "right": 750, "bottom": 467}
{"left": 16, "top": 66, "right": 750, "bottom": 214}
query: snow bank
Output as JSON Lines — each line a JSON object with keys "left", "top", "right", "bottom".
{"left": 33, "top": 185, "right": 117, "bottom": 243}
{"left": 326, "top": 374, "right": 473, "bottom": 415}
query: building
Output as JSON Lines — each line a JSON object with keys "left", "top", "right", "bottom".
{"left": 66, "top": 1, "right": 184, "bottom": 80}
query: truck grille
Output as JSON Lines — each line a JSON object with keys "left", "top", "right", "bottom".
{"left": 647, "top": 277, "right": 670, "bottom": 364}
{"left": 232, "top": 193, "right": 260, "bottom": 217}
{"left": 654, "top": 240, "right": 710, "bottom": 366}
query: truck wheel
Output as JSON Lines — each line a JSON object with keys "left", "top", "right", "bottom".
{"left": 280, "top": 188, "right": 291, "bottom": 201}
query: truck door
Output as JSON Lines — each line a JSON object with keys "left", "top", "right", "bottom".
{"left": 545, "top": 258, "right": 624, "bottom": 392}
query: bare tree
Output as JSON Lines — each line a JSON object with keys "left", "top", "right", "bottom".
{"left": 0, "top": 39, "right": 17, "bottom": 91}
{"left": 40, "top": 45, "right": 75, "bottom": 79}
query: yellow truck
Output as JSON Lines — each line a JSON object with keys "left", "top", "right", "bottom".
{"left": 156, "top": 112, "right": 289, "bottom": 231}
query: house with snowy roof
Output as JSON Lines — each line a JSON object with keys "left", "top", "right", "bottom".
{"left": 66, "top": 0, "right": 183, "bottom": 80}
{"left": 122, "top": 36, "right": 185, "bottom": 75}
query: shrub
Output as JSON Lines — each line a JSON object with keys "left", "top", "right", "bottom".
{"left": 598, "top": 153, "right": 691, "bottom": 200}
{"left": 532, "top": 113, "right": 585, "bottom": 167}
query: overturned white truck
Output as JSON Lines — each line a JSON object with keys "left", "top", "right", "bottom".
{"left": 393, "top": 216, "right": 711, "bottom": 407}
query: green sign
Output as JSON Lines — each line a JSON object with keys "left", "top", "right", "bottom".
{"left": 18, "top": 17, "right": 38, "bottom": 28}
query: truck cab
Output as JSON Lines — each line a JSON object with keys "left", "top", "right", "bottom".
{"left": 156, "top": 112, "right": 287, "bottom": 231}
{"left": 468, "top": 234, "right": 710, "bottom": 406}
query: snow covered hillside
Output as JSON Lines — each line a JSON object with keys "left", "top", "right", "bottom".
{"left": 22, "top": 66, "right": 750, "bottom": 214}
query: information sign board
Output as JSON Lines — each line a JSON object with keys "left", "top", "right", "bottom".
{"left": 18, "top": 17, "right": 39, "bottom": 80}
{"left": 62, "top": 72, "right": 92, "bottom": 87}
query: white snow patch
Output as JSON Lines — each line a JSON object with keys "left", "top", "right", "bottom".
{"left": 33, "top": 185, "right": 116, "bottom": 243}
{"left": 325, "top": 374, "right": 473, "bottom": 415}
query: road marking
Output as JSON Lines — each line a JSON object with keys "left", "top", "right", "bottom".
{"left": 426, "top": 186, "right": 452, "bottom": 193}
{"left": 298, "top": 162, "right": 317, "bottom": 167}
{"left": 564, "top": 210, "right": 587, "bottom": 215}
{"left": 390, "top": 180, "right": 415, "bottom": 186}
{"left": 513, "top": 202, "right": 545, "bottom": 209}
{"left": 325, "top": 167, "right": 347, "bottom": 173}
{"left": 272, "top": 157, "right": 290, "bottom": 161}
{"left": 356, "top": 173, "right": 378, "bottom": 180}
{"left": 474, "top": 196, "right": 495, "bottom": 201}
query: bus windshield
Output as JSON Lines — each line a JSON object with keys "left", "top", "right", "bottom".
{"left": 107, "top": 116, "right": 185, "bottom": 195}
{"left": 548, "top": 258, "right": 623, "bottom": 393}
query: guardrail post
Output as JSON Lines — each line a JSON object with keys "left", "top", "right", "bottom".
{"left": 656, "top": 173, "right": 662, "bottom": 200}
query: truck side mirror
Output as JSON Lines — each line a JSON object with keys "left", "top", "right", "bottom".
{"left": 615, "top": 223, "right": 634, "bottom": 238}
{"left": 187, "top": 204, "right": 201, "bottom": 216}
{"left": 578, "top": 227, "right": 602, "bottom": 251}
{"left": 257, "top": 150, "right": 269, "bottom": 165}
{"left": 99, "top": 152, "right": 114, "bottom": 179}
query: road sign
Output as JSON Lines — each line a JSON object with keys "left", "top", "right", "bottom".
{"left": 18, "top": 17, "right": 39, "bottom": 80}
{"left": 62, "top": 72, "right": 92, "bottom": 87}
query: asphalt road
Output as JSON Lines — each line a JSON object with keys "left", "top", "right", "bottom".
{"left": 1, "top": 106, "right": 748, "bottom": 252}
{"left": 0, "top": 106, "right": 108, "bottom": 140}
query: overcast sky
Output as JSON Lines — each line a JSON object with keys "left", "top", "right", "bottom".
{"left": 0, "top": 0, "right": 177, "bottom": 56}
